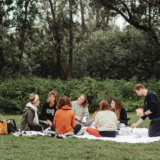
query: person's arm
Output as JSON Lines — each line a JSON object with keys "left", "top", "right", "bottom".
{"left": 94, "top": 113, "right": 99, "bottom": 129}
{"left": 53, "top": 112, "right": 57, "bottom": 126}
{"left": 82, "top": 106, "right": 89, "bottom": 119}
{"left": 131, "top": 118, "right": 144, "bottom": 128}
{"left": 75, "top": 116, "right": 81, "bottom": 121}
{"left": 149, "top": 93, "right": 160, "bottom": 112}
{"left": 138, "top": 110, "right": 152, "bottom": 117}
{"left": 71, "top": 113, "right": 76, "bottom": 128}
{"left": 27, "top": 110, "right": 41, "bottom": 126}
{"left": 40, "top": 103, "right": 48, "bottom": 120}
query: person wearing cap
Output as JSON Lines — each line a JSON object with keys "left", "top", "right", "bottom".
{"left": 132, "top": 84, "right": 160, "bottom": 137}
{"left": 21, "top": 93, "right": 50, "bottom": 131}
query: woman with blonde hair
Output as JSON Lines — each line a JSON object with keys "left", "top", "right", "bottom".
{"left": 40, "top": 90, "right": 57, "bottom": 126}
{"left": 21, "top": 93, "right": 50, "bottom": 131}
{"left": 86, "top": 100, "right": 117, "bottom": 137}
{"left": 53, "top": 97, "right": 81, "bottom": 134}
{"left": 71, "top": 94, "right": 94, "bottom": 126}
{"left": 111, "top": 98, "right": 128, "bottom": 129}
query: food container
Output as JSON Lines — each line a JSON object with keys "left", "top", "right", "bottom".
{"left": 135, "top": 108, "right": 143, "bottom": 115}
{"left": 81, "top": 127, "right": 87, "bottom": 133}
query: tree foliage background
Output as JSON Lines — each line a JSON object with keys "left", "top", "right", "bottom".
{"left": 0, "top": 0, "right": 159, "bottom": 81}
{"left": 0, "top": 0, "right": 160, "bottom": 113}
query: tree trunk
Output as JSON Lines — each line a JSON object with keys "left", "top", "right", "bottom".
{"left": 0, "top": 14, "right": 5, "bottom": 73}
{"left": 67, "top": 0, "right": 73, "bottom": 78}
{"left": 96, "top": 9, "right": 100, "bottom": 27}
{"left": 80, "top": 0, "right": 86, "bottom": 35}
{"left": 48, "top": 0, "right": 67, "bottom": 79}
{"left": 19, "top": 0, "right": 30, "bottom": 60}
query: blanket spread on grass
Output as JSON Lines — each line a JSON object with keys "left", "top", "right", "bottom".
{"left": 13, "top": 127, "right": 160, "bottom": 143}
{"left": 74, "top": 127, "right": 160, "bottom": 144}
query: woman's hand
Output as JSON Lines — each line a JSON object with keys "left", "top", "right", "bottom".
{"left": 81, "top": 120, "right": 85, "bottom": 123}
{"left": 76, "top": 117, "right": 81, "bottom": 122}
{"left": 94, "top": 124, "right": 98, "bottom": 129}
{"left": 44, "top": 121, "right": 48, "bottom": 124}
{"left": 116, "top": 121, "right": 120, "bottom": 125}
{"left": 47, "top": 120, "right": 52, "bottom": 126}
{"left": 131, "top": 123, "right": 137, "bottom": 128}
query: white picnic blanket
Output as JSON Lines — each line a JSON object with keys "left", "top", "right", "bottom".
{"left": 74, "top": 127, "right": 160, "bottom": 144}
{"left": 13, "top": 127, "right": 54, "bottom": 137}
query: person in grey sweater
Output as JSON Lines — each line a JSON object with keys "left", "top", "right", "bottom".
{"left": 71, "top": 94, "right": 94, "bottom": 127}
{"left": 21, "top": 93, "right": 50, "bottom": 131}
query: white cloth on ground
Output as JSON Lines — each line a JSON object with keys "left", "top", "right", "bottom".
{"left": 74, "top": 127, "right": 160, "bottom": 144}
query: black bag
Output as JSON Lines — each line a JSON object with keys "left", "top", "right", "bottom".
{"left": 6, "top": 119, "right": 18, "bottom": 133}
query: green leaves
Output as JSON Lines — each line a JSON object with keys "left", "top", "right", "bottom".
{"left": 0, "top": 76, "right": 158, "bottom": 114}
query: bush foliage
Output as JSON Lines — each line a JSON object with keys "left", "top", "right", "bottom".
{"left": 0, "top": 76, "right": 160, "bottom": 114}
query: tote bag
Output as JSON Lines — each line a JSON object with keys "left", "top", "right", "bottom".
{"left": 0, "top": 114, "right": 8, "bottom": 135}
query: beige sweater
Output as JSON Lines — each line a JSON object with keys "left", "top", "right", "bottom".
{"left": 71, "top": 101, "right": 89, "bottom": 119}
{"left": 95, "top": 110, "right": 117, "bottom": 131}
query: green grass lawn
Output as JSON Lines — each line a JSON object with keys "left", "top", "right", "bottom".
{"left": 1, "top": 112, "right": 160, "bottom": 160}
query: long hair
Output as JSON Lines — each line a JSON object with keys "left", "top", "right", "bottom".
{"left": 77, "top": 94, "right": 88, "bottom": 107}
{"left": 100, "top": 100, "right": 110, "bottom": 111}
{"left": 112, "top": 98, "right": 122, "bottom": 120}
{"left": 47, "top": 90, "right": 57, "bottom": 104}
{"left": 56, "top": 97, "right": 72, "bottom": 109}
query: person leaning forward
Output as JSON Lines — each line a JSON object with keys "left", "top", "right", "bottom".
{"left": 131, "top": 84, "right": 160, "bottom": 137}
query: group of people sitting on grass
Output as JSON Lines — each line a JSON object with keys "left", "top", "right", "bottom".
{"left": 20, "top": 84, "right": 160, "bottom": 138}
{"left": 20, "top": 91, "right": 128, "bottom": 137}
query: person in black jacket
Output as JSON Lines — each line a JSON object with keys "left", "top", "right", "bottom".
{"left": 111, "top": 98, "right": 128, "bottom": 129}
{"left": 132, "top": 84, "right": 160, "bottom": 137}
{"left": 40, "top": 91, "right": 57, "bottom": 128}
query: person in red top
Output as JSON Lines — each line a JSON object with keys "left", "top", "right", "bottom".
{"left": 53, "top": 97, "right": 81, "bottom": 134}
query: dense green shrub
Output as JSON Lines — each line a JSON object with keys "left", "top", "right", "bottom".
{"left": 0, "top": 76, "right": 160, "bottom": 114}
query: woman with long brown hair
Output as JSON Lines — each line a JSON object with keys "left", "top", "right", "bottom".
{"left": 86, "top": 100, "right": 117, "bottom": 137}
{"left": 71, "top": 94, "right": 94, "bottom": 126}
{"left": 40, "top": 90, "right": 57, "bottom": 126}
{"left": 111, "top": 98, "right": 128, "bottom": 129}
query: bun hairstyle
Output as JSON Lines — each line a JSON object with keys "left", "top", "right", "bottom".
{"left": 29, "top": 93, "right": 39, "bottom": 104}
{"left": 47, "top": 90, "right": 57, "bottom": 103}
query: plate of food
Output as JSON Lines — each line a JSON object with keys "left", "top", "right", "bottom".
{"left": 135, "top": 108, "right": 143, "bottom": 115}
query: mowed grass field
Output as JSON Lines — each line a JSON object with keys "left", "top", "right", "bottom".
{"left": 1, "top": 112, "right": 160, "bottom": 160}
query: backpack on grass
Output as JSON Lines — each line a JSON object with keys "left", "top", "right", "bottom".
{"left": 0, "top": 118, "right": 18, "bottom": 134}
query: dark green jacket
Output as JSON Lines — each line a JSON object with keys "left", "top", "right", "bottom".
{"left": 21, "top": 106, "right": 44, "bottom": 131}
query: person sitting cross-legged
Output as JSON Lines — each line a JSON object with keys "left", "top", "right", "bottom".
{"left": 53, "top": 97, "right": 81, "bottom": 135}
{"left": 86, "top": 100, "right": 117, "bottom": 137}
{"left": 21, "top": 93, "right": 50, "bottom": 131}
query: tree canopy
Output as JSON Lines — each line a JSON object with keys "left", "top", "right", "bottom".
{"left": 0, "top": 0, "right": 160, "bottom": 80}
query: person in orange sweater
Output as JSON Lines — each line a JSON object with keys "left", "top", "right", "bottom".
{"left": 53, "top": 97, "right": 81, "bottom": 134}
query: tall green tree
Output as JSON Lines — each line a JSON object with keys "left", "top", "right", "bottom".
{"left": 92, "top": 0, "right": 160, "bottom": 45}
{"left": 0, "top": 0, "right": 15, "bottom": 73}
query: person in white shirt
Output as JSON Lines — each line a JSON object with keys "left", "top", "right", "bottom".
{"left": 71, "top": 94, "right": 94, "bottom": 126}
{"left": 86, "top": 100, "right": 117, "bottom": 137}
